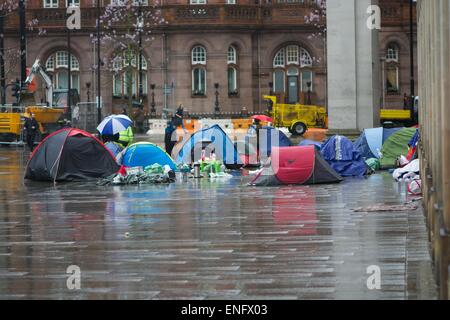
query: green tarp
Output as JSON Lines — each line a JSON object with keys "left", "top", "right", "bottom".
{"left": 380, "top": 128, "right": 417, "bottom": 168}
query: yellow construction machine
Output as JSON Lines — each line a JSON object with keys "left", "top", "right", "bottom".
{"left": 0, "top": 59, "right": 71, "bottom": 145}
{"left": 263, "top": 95, "right": 327, "bottom": 135}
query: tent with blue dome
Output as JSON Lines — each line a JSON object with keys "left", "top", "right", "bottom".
{"left": 321, "top": 135, "right": 369, "bottom": 177}
{"left": 354, "top": 127, "right": 402, "bottom": 159}
{"left": 255, "top": 126, "right": 292, "bottom": 158}
{"left": 174, "top": 124, "right": 242, "bottom": 169}
{"left": 121, "top": 142, "right": 177, "bottom": 170}
{"left": 299, "top": 139, "right": 322, "bottom": 150}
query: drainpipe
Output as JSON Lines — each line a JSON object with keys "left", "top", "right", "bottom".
{"left": 323, "top": 35, "right": 327, "bottom": 112}
{"left": 19, "top": 0, "right": 26, "bottom": 86}
{"left": 0, "top": 13, "right": 5, "bottom": 105}
{"left": 258, "top": 32, "right": 261, "bottom": 112}
{"left": 381, "top": 57, "right": 386, "bottom": 109}
{"left": 162, "top": 33, "right": 167, "bottom": 119}
{"left": 409, "top": 0, "right": 415, "bottom": 98}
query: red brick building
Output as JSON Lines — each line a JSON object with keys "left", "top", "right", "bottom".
{"left": 1, "top": 0, "right": 416, "bottom": 116}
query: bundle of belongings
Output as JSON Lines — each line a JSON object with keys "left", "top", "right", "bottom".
{"left": 392, "top": 159, "right": 422, "bottom": 195}
{"left": 97, "top": 164, "right": 176, "bottom": 186}
{"left": 197, "top": 159, "right": 232, "bottom": 179}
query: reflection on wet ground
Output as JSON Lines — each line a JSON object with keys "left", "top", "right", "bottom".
{"left": 0, "top": 147, "right": 437, "bottom": 299}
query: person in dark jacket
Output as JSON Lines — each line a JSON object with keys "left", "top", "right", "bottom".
{"left": 164, "top": 121, "right": 176, "bottom": 156}
{"left": 173, "top": 104, "right": 184, "bottom": 128}
{"left": 24, "top": 113, "right": 39, "bottom": 152}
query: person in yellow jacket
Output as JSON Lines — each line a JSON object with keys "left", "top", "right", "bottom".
{"left": 118, "top": 126, "right": 134, "bottom": 148}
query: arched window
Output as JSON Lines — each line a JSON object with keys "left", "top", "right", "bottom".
{"left": 300, "top": 48, "right": 313, "bottom": 67}
{"left": 228, "top": 67, "right": 237, "bottom": 95}
{"left": 45, "top": 51, "right": 80, "bottom": 93}
{"left": 192, "top": 46, "right": 206, "bottom": 65}
{"left": 192, "top": 67, "right": 206, "bottom": 96}
{"left": 192, "top": 45, "right": 207, "bottom": 96}
{"left": 272, "top": 45, "right": 313, "bottom": 104}
{"left": 274, "top": 69, "right": 285, "bottom": 92}
{"left": 273, "top": 48, "right": 285, "bottom": 67}
{"left": 286, "top": 45, "right": 299, "bottom": 65}
{"left": 227, "top": 46, "right": 237, "bottom": 64}
{"left": 227, "top": 46, "right": 238, "bottom": 95}
{"left": 386, "top": 43, "right": 400, "bottom": 94}
{"left": 386, "top": 44, "right": 399, "bottom": 62}
{"left": 112, "top": 52, "right": 148, "bottom": 97}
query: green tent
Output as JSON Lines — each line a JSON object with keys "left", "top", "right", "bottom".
{"left": 380, "top": 128, "right": 417, "bottom": 168}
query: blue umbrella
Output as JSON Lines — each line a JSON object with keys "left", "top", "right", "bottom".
{"left": 97, "top": 115, "right": 132, "bottom": 135}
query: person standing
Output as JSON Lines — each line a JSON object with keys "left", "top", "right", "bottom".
{"left": 164, "top": 120, "right": 176, "bottom": 156}
{"left": 118, "top": 126, "right": 134, "bottom": 148}
{"left": 174, "top": 104, "right": 184, "bottom": 128}
{"left": 134, "top": 107, "right": 145, "bottom": 134}
{"left": 24, "top": 113, "right": 39, "bottom": 152}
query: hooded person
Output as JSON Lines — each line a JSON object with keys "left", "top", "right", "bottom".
{"left": 24, "top": 113, "right": 39, "bottom": 152}
{"left": 118, "top": 126, "right": 134, "bottom": 148}
{"left": 164, "top": 120, "right": 176, "bottom": 155}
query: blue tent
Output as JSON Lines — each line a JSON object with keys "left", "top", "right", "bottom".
{"left": 354, "top": 127, "right": 402, "bottom": 159}
{"left": 246, "top": 126, "right": 292, "bottom": 158}
{"left": 259, "top": 126, "right": 292, "bottom": 157}
{"left": 105, "top": 142, "right": 123, "bottom": 158}
{"left": 299, "top": 139, "right": 322, "bottom": 150}
{"left": 121, "top": 142, "right": 177, "bottom": 170}
{"left": 321, "top": 135, "right": 369, "bottom": 177}
{"left": 174, "top": 124, "right": 243, "bottom": 169}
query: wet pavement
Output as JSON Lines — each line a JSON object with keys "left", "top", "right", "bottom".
{"left": 0, "top": 147, "right": 438, "bottom": 299}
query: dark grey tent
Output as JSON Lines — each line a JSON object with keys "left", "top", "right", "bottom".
{"left": 25, "top": 128, "right": 119, "bottom": 182}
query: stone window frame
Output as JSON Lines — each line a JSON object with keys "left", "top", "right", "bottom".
{"left": 227, "top": 45, "right": 239, "bottom": 97}
{"left": 385, "top": 42, "right": 400, "bottom": 95}
{"left": 190, "top": 0, "right": 207, "bottom": 4}
{"left": 45, "top": 51, "right": 81, "bottom": 92}
{"left": 272, "top": 45, "right": 314, "bottom": 95}
{"left": 227, "top": 46, "right": 237, "bottom": 65}
{"left": 227, "top": 67, "right": 239, "bottom": 97}
{"left": 273, "top": 48, "right": 285, "bottom": 67}
{"left": 43, "top": 0, "right": 58, "bottom": 8}
{"left": 192, "top": 46, "right": 207, "bottom": 65}
{"left": 192, "top": 67, "right": 207, "bottom": 97}
{"left": 386, "top": 43, "right": 399, "bottom": 62}
{"left": 65, "top": 0, "right": 80, "bottom": 7}
{"left": 112, "top": 52, "right": 149, "bottom": 98}
{"left": 191, "top": 45, "right": 207, "bottom": 97}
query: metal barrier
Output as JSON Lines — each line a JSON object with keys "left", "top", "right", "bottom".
{"left": 72, "top": 102, "right": 98, "bottom": 133}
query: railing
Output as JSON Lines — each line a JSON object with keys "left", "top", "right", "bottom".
{"left": 13, "top": 3, "right": 323, "bottom": 30}
{"left": 29, "top": 8, "right": 103, "bottom": 28}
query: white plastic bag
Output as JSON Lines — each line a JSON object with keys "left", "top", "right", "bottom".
{"left": 408, "top": 179, "right": 422, "bottom": 195}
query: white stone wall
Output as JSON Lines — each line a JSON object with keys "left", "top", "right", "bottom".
{"left": 327, "top": 0, "right": 380, "bottom": 131}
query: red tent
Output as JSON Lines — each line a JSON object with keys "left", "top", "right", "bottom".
{"left": 250, "top": 146, "right": 343, "bottom": 186}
